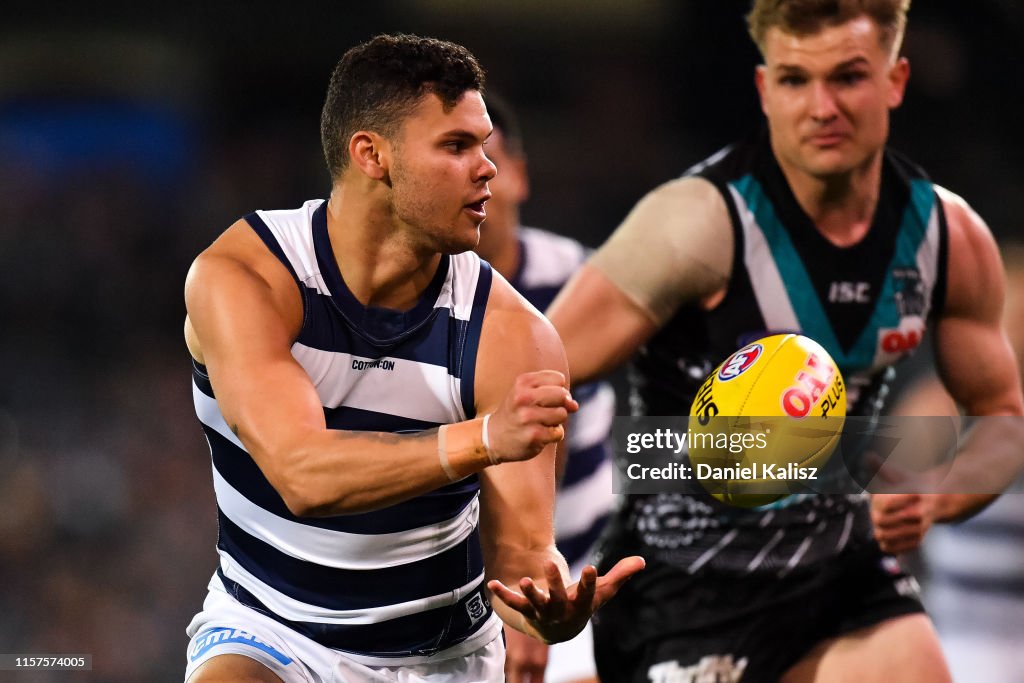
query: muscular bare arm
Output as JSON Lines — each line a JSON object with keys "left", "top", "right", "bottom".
{"left": 476, "top": 276, "right": 644, "bottom": 643}
{"left": 185, "top": 220, "right": 572, "bottom": 517}
{"left": 931, "top": 190, "right": 1024, "bottom": 512}
{"left": 872, "top": 189, "right": 1024, "bottom": 551}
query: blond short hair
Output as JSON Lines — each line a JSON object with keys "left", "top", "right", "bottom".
{"left": 746, "top": 0, "right": 911, "bottom": 59}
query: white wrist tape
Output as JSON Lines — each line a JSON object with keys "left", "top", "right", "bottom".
{"left": 481, "top": 414, "right": 498, "bottom": 465}
{"left": 437, "top": 424, "right": 459, "bottom": 481}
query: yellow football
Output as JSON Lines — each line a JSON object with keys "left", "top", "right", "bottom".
{"left": 688, "top": 333, "right": 846, "bottom": 507}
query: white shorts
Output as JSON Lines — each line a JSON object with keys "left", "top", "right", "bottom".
{"left": 185, "top": 581, "right": 505, "bottom": 682}
{"left": 545, "top": 620, "right": 597, "bottom": 683}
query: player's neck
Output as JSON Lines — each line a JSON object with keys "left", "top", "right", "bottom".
{"left": 780, "top": 153, "right": 883, "bottom": 248}
{"left": 325, "top": 190, "right": 442, "bottom": 311}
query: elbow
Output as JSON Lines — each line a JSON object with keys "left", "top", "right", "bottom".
{"left": 274, "top": 470, "right": 344, "bottom": 518}
{"left": 279, "top": 488, "right": 323, "bottom": 518}
{"left": 260, "top": 449, "right": 336, "bottom": 518}
{"left": 272, "top": 466, "right": 361, "bottom": 518}
{"left": 253, "top": 439, "right": 378, "bottom": 517}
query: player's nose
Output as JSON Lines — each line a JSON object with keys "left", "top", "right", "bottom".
{"left": 809, "top": 81, "right": 839, "bottom": 121}
{"left": 475, "top": 149, "right": 497, "bottom": 183}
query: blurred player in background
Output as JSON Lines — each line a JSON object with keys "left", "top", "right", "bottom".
{"left": 891, "top": 241, "right": 1024, "bottom": 683}
{"left": 182, "top": 33, "right": 641, "bottom": 682}
{"left": 548, "top": 1, "right": 1024, "bottom": 681}
{"left": 476, "top": 92, "right": 616, "bottom": 683}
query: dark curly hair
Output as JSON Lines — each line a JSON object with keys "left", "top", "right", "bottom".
{"left": 320, "top": 33, "right": 486, "bottom": 180}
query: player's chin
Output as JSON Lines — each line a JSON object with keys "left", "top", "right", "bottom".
{"left": 802, "top": 145, "right": 868, "bottom": 176}
{"left": 438, "top": 225, "right": 481, "bottom": 255}
{"left": 804, "top": 156, "right": 859, "bottom": 178}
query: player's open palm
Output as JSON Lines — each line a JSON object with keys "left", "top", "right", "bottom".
{"left": 488, "top": 556, "right": 645, "bottom": 644}
{"left": 487, "top": 370, "right": 578, "bottom": 464}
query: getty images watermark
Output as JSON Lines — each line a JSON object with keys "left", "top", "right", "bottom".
{"left": 611, "top": 415, "right": 1024, "bottom": 497}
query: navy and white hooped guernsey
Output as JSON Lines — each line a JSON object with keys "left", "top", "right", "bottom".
{"left": 191, "top": 199, "right": 499, "bottom": 665}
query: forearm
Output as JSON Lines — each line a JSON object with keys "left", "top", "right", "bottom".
{"left": 932, "top": 492, "right": 997, "bottom": 523}
{"left": 925, "top": 416, "right": 1022, "bottom": 523}
{"left": 252, "top": 417, "right": 491, "bottom": 517}
{"left": 938, "top": 415, "right": 1024, "bottom": 501}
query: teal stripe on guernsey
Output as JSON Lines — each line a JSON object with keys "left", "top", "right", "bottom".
{"left": 731, "top": 175, "right": 934, "bottom": 375}
{"left": 731, "top": 174, "right": 842, "bottom": 358}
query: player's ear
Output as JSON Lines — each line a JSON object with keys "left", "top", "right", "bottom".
{"left": 349, "top": 131, "right": 390, "bottom": 181}
{"left": 887, "top": 57, "right": 910, "bottom": 109}
{"left": 754, "top": 65, "right": 768, "bottom": 115}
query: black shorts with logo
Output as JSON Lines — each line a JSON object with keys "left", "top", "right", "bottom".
{"left": 592, "top": 540, "right": 924, "bottom": 683}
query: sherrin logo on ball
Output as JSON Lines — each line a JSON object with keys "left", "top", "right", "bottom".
{"left": 688, "top": 333, "right": 846, "bottom": 507}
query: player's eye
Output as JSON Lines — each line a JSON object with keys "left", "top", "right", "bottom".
{"left": 834, "top": 71, "right": 868, "bottom": 86}
{"left": 778, "top": 74, "right": 806, "bottom": 87}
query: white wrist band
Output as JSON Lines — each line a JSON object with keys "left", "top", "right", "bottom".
{"left": 437, "top": 424, "right": 459, "bottom": 481}
{"left": 481, "top": 414, "right": 498, "bottom": 465}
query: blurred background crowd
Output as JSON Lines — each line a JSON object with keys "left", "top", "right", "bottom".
{"left": 1, "top": 1, "right": 1023, "bottom": 680}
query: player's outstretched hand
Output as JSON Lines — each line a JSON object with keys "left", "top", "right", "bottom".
{"left": 487, "top": 556, "right": 645, "bottom": 644}
{"left": 487, "top": 370, "right": 578, "bottom": 464}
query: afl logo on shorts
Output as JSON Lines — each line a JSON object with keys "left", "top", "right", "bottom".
{"left": 718, "top": 344, "right": 763, "bottom": 381}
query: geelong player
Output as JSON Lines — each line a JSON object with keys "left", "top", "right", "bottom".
{"left": 548, "top": 2, "right": 1024, "bottom": 681}
{"left": 182, "top": 34, "right": 642, "bottom": 682}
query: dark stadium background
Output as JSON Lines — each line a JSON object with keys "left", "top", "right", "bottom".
{"left": 0, "top": 1, "right": 1021, "bottom": 679}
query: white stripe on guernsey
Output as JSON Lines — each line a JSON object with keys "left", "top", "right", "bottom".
{"left": 781, "top": 519, "right": 827, "bottom": 576}
{"left": 836, "top": 510, "right": 854, "bottom": 553}
{"left": 687, "top": 528, "right": 739, "bottom": 574}
{"left": 914, "top": 204, "right": 941, "bottom": 322}
{"left": 730, "top": 185, "right": 801, "bottom": 331}
{"left": 518, "top": 226, "right": 588, "bottom": 289}
{"left": 255, "top": 201, "right": 331, "bottom": 293}
{"left": 555, "top": 458, "right": 614, "bottom": 539}
{"left": 447, "top": 251, "right": 482, "bottom": 322}
{"left": 746, "top": 528, "right": 785, "bottom": 573}
{"left": 218, "top": 552, "right": 487, "bottom": 625}
{"left": 567, "top": 383, "right": 615, "bottom": 452}
{"left": 291, "top": 345, "right": 463, "bottom": 423}
{"left": 214, "top": 465, "right": 479, "bottom": 569}
{"left": 194, "top": 381, "right": 245, "bottom": 450}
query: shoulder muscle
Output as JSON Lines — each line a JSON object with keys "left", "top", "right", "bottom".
{"left": 589, "top": 175, "right": 732, "bottom": 324}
